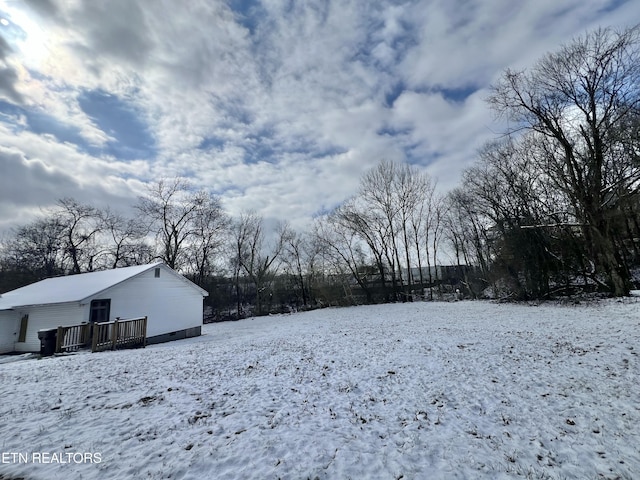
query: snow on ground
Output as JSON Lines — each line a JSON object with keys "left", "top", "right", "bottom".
{"left": 0, "top": 300, "right": 639, "bottom": 479}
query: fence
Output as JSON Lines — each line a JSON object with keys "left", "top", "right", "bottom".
{"left": 91, "top": 317, "right": 148, "bottom": 353}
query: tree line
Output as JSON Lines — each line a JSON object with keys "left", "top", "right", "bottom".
{"left": 1, "top": 25, "right": 639, "bottom": 314}
{"left": 454, "top": 25, "right": 640, "bottom": 298}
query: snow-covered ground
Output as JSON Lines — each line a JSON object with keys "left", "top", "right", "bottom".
{"left": 1, "top": 300, "right": 639, "bottom": 479}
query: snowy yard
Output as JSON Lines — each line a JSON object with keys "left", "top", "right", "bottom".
{"left": 0, "top": 300, "right": 639, "bottom": 479}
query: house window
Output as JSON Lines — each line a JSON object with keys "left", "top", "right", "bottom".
{"left": 18, "top": 314, "right": 28, "bottom": 342}
{"left": 155, "top": 268, "right": 161, "bottom": 278}
{"left": 90, "top": 299, "right": 111, "bottom": 324}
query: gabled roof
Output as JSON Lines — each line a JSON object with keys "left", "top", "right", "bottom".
{"left": 0, "top": 262, "right": 206, "bottom": 310}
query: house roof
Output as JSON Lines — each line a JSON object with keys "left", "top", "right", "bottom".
{"left": 0, "top": 262, "right": 206, "bottom": 310}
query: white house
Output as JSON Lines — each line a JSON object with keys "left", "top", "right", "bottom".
{"left": 0, "top": 262, "right": 208, "bottom": 354}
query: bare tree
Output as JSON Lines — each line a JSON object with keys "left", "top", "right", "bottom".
{"left": 407, "top": 170, "right": 436, "bottom": 292}
{"left": 313, "top": 211, "right": 376, "bottom": 304}
{"left": 444, "top": 188, "right": 493, "bottom": 293}
{"left": 234, "top": 212, "right": 290, "bottom": 316}
{"left": 2, "top": 198, "right": 108, "bottom": 283}
{"left": 185, "top": 193, "right": 229, "bottom": 286}
{"left": 442, "top": 192, "right": 492, "bottom": 299}
{"left": 137, "top": 178, "right": 205, "bottom": 270}
{"left": 332, "top": 198, "right": 393, "bottom": 298}
{"left": 394, "top": 163, "right": 430, "bottom": 299}
{"left": 54, "top": 198, "right": 103, "bottom": 273}
{"left": 137, "top": 178, "right": 195, "bottom": 269}
{"left": 280, "top": 229, "right": 317, "bottom": 308}
{"left": 360, "top": 160, "right": 404, "bottom": 295}
{"left": 314, "top": 161, "right": 447, "bottom": 303}
{"left": 101, "top": 209, "right": 154, "bottom": 268}
{"left": 428, "top": 194, "right": 447, "bottom": 298}
{"left": 488, "top": 25, "right": 640, "bottom": 295}
{"left": 459, "top": 140, "right": 559, "bottom": 297}
{"left": 1, "top": 217, "right": 66, "bottom": 279}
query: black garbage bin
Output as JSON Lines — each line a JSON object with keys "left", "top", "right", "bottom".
{"left": 38, "top": 328, "right": 57, "bottom": 356}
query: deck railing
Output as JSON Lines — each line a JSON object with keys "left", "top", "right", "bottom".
{"left": 91, "top": 316, "right": 148, "bottom": 353}
{"left": 55, "top": 323, "right": 91, "bottom": 353}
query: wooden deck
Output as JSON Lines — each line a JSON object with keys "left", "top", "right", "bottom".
{"left": 54, "top": 317, "right": 147, "bottom": 354}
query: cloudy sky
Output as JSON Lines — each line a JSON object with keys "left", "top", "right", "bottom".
{"left": 0, "top": 0, "right": 638, "bottom": 234}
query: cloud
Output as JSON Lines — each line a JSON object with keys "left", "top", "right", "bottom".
{"left": 0, "top": 32, "right": 11, "bottom": 57}
{"left": 68, "top": 3, "right": 153, "bottom": 68}
{"left": 22, "top": 0, "right": 58, "bottom": 18}
{"left": 0, "top": 32, "right": 24, "bottom": 104}
{"left": 0, "top": 0, "right": 638, "bottom": 236}
{"left": 0, "top": 64, "right": 23, "bottom": 103}
{"left": 0, "top": 147, "right": 78, "bottom": 206}
{"left": 0, "top": 146, "right": 78, "bottom": 232}
{"left": 0, "top": 124, "right": 149, "bottom": 231}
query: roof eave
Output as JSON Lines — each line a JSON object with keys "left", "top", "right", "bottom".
{"left": 2, "top": 300, "right": 83, "bottom": 310}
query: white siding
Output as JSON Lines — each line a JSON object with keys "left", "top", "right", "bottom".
{"left": 0, "top": 311, "right": 19, "bottom": 354}
{"left": 85, "top": 266, "right": 204, "bottom": 338}
{"left": 14, "top": 303, "right": 85, "bottom": 353}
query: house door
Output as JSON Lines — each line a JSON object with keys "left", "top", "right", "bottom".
{"left": 89, "top": 299, "right": 111, "bottom": 324}
{"left": 88, "top": 299, "right": 111, "bottom": 344}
